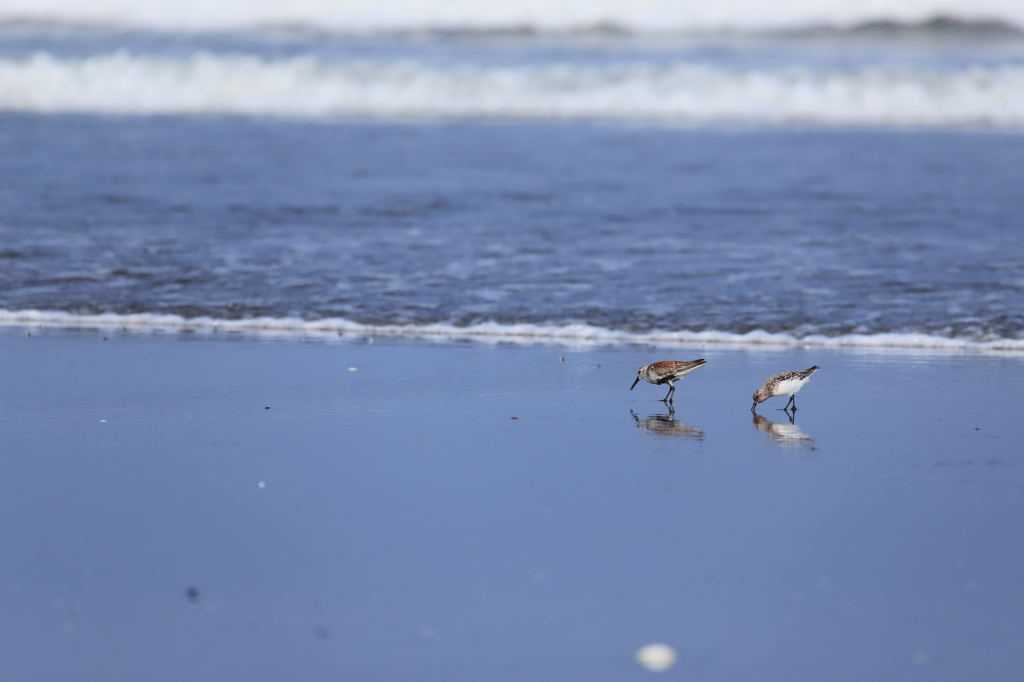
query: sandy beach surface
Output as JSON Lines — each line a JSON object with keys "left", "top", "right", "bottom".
{"left": 1, "top": 327, "right": 1021, "bottom": 681}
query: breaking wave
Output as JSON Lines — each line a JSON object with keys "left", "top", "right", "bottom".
{"left": 3, "top": 52, "right": 1024, "bottom": 127}
{"left": 3, "top": 310, "right": 1024, "bottom": 353}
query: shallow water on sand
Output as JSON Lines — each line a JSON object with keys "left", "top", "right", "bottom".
{"left": 1, "top": 330, "right": 1021, "bottom": 681}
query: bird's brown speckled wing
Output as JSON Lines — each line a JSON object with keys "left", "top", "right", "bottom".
{"left": 769, "top": 365, "right": 819, "bottom": 383}
{"left": 761, "top": 365, "right": 819, "bottom": 393}
{"left": 649, "top": 359, "right": 706, "bottom": 374}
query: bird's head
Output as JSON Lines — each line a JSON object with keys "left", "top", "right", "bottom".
{"left": 752, "top": 387, "right": 770, "bottom": 404}
{"left": 630, "top": 366, "right": 647, "bottom": 391}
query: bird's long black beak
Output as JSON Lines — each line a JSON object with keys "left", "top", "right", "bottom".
{"left": 630, "top": 377, "right": 640, "bottom": 391}
{"left": 750, "top": 401, "right": 757, "bottom": 413}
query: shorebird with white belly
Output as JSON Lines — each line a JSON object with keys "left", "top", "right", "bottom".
{"left": 630, "top": 359, "right": 706, "bottom": 403}
{"left": 751, "top": 366, "right": 820, "bottom": 413}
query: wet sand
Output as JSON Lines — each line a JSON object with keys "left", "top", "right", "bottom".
{"left": 1, "top": 328, "right": 1022, "bottom": 681}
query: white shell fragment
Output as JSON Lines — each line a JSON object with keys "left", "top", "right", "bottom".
{"left": 636, "top": 643, "right": 677, "bottom": 672}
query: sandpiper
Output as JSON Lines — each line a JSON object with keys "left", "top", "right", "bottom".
{"left": 751, "top": 366, "right": 819, "bottom": 413}
{"left": 630, "top": 359, "right": 706, "bottom": 403}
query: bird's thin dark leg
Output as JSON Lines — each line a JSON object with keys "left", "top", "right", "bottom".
{"left": 661, "top": 381, "right": 674, "bottom": 402}
{"left": 790, "top": 395, "right": 798, "bottom": 411}
{"left": 781, "top": 395, "right": 795, "bottom": 411}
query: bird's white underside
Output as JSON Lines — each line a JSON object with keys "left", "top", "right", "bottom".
{"left": 774, "top": 377, "right": 811, "bottom": 396}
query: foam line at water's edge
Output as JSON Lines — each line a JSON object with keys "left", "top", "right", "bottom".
{"left": 3, "top": 310, "right": 1024, "bottom": 354}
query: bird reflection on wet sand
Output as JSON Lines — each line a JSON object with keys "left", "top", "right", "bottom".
{"left": 752, "top": 412, "right": 816, "bottom": 450}
{"left": 631, "top": 407, "right": 704, "bottom": 439}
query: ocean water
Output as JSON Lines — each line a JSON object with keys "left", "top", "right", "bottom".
{"left": 1, "top": 3, "right": 1023, "bottom": 349}
{"left": 4, "top": 5, "right": 1024, "bottom": 680}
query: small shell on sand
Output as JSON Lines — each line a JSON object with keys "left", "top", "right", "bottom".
{"left": 636, "top": 643, "right": 677, "bottom": 672}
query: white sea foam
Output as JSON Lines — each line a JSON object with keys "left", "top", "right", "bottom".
{"left": 3, "top": 52, "right": 1023, "bottom": 127}
{"left": 4, "top": 310, "right": 1024, "bottom": 354}
{"left": 1, "top": 0, "right": 1022, "bottom": 33}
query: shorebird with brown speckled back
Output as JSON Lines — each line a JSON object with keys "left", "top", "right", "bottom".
{"left": 751, "top": 366, "right": 819, "bottom": 413}
{"left": 630, "top": 359, "right": 706, "bottom": 403}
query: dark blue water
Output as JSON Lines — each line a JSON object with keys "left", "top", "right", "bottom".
{"left": 2, "top": 114, "right": 1022, "bottom": 340}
